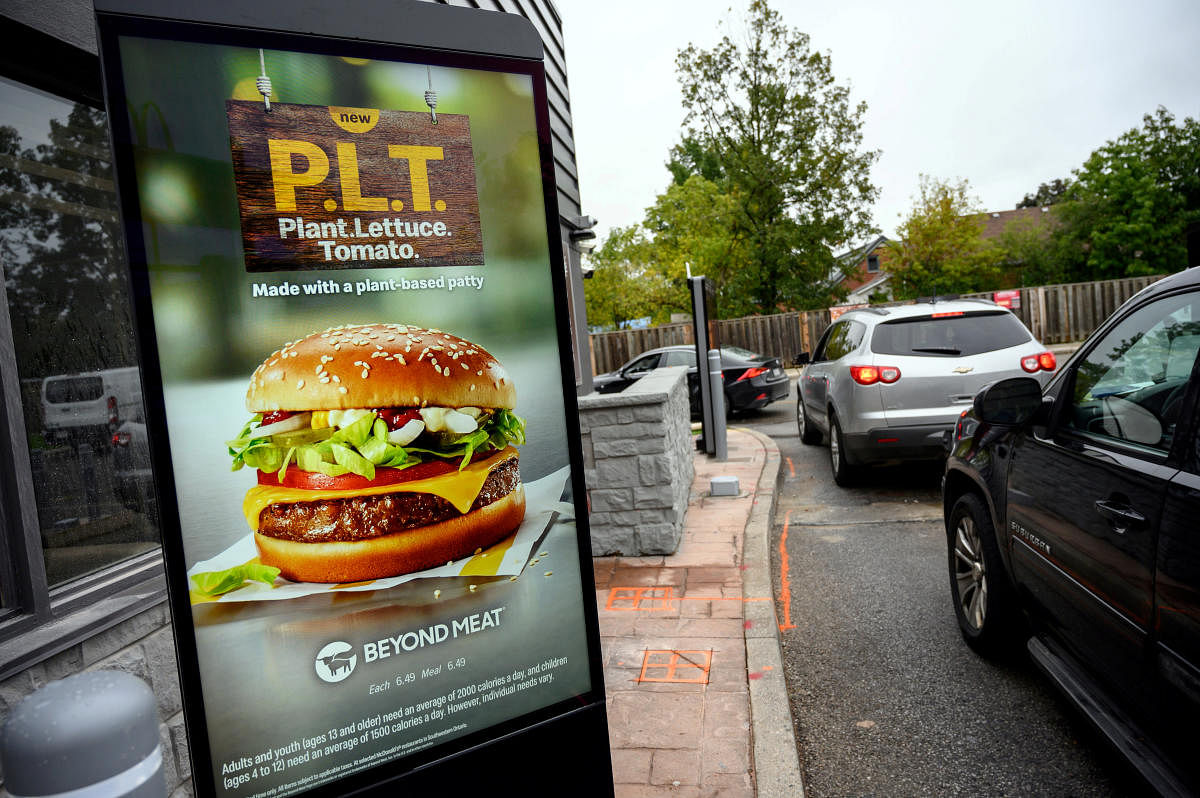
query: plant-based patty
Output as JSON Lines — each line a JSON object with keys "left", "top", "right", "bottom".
{"left": 258, "top": 457, "right": 520, "bottom": 543}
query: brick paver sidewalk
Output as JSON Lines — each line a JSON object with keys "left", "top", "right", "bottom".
{"left": 594, "top": 428, "right": 784, "bottom": 797}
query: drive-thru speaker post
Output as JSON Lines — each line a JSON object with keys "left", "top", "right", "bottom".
{"left": 689, "top": 275, "right": 726, "bottom": 459}
{"left": 93, "top": 1, "right": 611, "bottom": 795}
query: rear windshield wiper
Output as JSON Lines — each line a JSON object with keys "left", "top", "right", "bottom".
{"left": 910, "top": 346, "right": 961, "bottom": 355}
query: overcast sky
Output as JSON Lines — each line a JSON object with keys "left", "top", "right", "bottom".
{"left": 559, "top": 0, "right": 1200, "bottom": 250}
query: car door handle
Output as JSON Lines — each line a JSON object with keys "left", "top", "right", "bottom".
{"left": 1093, "top": 499, "right": 1146, "bottom": 533}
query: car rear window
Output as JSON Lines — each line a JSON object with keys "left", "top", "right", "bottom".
{"left": 44, "top": 376, "right": 104, "bottom": 403}
{"left": 871, "top": 311, "right": 1033, "bottom": 357}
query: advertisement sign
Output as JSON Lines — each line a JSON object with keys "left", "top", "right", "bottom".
{"left": 96, "top": 8, "right": 606, "bottom": 797}
{"left": 225, "top": 102, "right": 483, "bottom": 271}
{"left": 993, "top": 289, "right": 1021, "bottom": 309}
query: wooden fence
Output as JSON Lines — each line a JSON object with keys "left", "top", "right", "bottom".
{"left": 959, "top": 275, "right": 1163, "bottom": 345}
{"left": 590, "top": 309, "right": 830, "bottom": 375}
{"left": 588, "top": 274, "right": 1166, "bottom": 374}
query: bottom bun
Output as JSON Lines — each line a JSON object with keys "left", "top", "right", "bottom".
{"left": 254, "top": 485, "right": 526, "bottom": 583}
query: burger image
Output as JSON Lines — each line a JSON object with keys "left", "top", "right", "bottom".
{"left": 227, "top": 323, "right": 526, "bottom": 583}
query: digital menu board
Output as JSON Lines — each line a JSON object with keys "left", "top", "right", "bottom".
{"left": 95, "top": 5, "right": 607, "bottom": 796}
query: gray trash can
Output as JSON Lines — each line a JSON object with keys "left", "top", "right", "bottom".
{"left": 0, "top": 670, "right": 166, "bottom": 797}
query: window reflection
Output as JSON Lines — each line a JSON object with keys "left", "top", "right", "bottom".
{"left": 0, "top": 76, "right": 158, "bottom": 586}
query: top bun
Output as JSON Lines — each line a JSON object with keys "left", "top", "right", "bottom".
{"left": 247, "top": 324, "right": 515, "bottom": 412}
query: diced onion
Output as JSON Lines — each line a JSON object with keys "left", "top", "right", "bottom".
{"left": 443, "top": 410, "right": 478, "bottom": 434}
{"left": 249, "top": 413, "right": 312, "bottom": 439}
{"left": 387, "top": 418, "right": 425, "bottom": 446}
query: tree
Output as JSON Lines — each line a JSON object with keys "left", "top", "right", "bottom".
{"left": 887, "top": 176, "right": 1006, "bottom": 299}
{"left": 674, "top": 0, "right": 878, "bottom": 314}
{"left": 1016, "top": 178, "right": 1072, "bottom": 209}
{"left": 2, "top": 104, "right": 137, "bottom": 378}
{"left": 583, "top": 175, "right": 744, "bottom": 325}
{"left": 1049, "top": 107, "right": 1200, "bottom": 279}
{"left": 582, "top": 226, "right": 674, "bottom": 330}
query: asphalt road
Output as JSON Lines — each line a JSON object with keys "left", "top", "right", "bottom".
{"left": 731, "top": 390, "right": 1145, "bottom": 797}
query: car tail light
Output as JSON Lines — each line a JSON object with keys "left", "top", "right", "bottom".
{"left": 735, "top": 367, "right": 768, "bottom": 383}
{"left": 850, "top": 365, "right": 901, "bottom": 385}
{"left": 930, "top": 311, "right": 965, "bottom": 318}
{"left": 112, "top": 431, "right": 131, "bottom": 447}
{"left": 955, "top": 409, "right": 969, "bottom": 441}
{"left": 1021, "top": 351, "right": 1057, "bottom": 373}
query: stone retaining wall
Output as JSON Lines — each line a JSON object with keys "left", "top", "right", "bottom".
{"left": 578, "top": 367, "right": 694, "bottom": 556}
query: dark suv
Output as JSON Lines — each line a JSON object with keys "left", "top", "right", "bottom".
{"left": 942, "top": 267, "right": 1200, "bottom": 795}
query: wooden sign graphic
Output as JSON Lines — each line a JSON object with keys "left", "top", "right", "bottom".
{"left": 226, "top": 101, "right": 483, "bottom": 271}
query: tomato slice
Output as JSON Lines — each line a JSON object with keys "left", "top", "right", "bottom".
{"left": 260, "top": 459, "right": 456, "bottom": 491}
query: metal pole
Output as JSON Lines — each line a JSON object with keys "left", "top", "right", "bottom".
{"left": 707, "top": 349, "right": 727, "bottom": 461}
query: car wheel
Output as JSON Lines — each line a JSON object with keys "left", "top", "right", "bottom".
{"left": 797, "top": 398, "right": 821, "bottom": 445}
{"left": 724, "top": 391, "right": 735, "bottom": 419}
{"left": 829, "top": 414, "right": 857, "bottom": 486}
{"left": 947, "top": 493, "right": 1020, "bottom": 656}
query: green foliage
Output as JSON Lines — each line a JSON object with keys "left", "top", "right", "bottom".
{"left": 666, "top": 136, "right": 725, "bottom": 186}
{"left": 583, "top": 226, "right": 677, "bottom": 330}
{"left": 887, "top": 176, "right": 1006, "bottom": 299}
{"left": 673, "top": 0, "right": 879, "bottom": 314}
{"left": 1049, "top": 107, "right": 1200, "bottom": 279}
{"left": 1016, "top": 178, "right": 1073, "bottom": 209}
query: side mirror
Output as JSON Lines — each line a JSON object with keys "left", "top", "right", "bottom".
{"left": 974, "top": 377, "right": 1043, "bottom": 426}
{"left": 794, "top": 352, "right": 811, "bottom": 366}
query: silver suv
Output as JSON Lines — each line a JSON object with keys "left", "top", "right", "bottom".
{"left": 796, "top": 300, "right": 1056, "bottom": 485}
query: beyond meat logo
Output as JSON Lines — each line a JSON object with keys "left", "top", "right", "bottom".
{"left": 315, "top": 641, "right": 358, "bottom": 683}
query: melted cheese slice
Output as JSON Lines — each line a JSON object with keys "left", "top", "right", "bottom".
{"left": 243, "top": 447, "right": 518, "bottom": 532}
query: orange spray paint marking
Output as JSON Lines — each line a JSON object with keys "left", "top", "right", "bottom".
{"left": 778, "top": 509, "right": 796, "bottom": 631}
{"left": 637, "top": 650, "right": 712, "bottom": 684}
{"left": 786, "top": 457, "right": 796, "bottom": 478}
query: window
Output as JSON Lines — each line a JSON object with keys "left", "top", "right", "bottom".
{"left": 872, "top": 311, "right": 1032, "bottom": 357}
{"left": 662, "top": 349, "right": 697, "bottom": 368}
{"left": 0, "top": 38, "right": 163, "bottom": 676}
{"left": 624, "top": 353, "right": 661, "bottom": 376}
{"left": 1066, "top": 290, "right": 1200, "bottom": 454}
{"left": 867, "top": 254, "right": 880, "bottom": 273}
{"left": 819, "top": 320, "right": 865, "bottom": 362}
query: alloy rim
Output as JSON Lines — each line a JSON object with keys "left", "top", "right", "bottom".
{"left": 830, "top": 425, "right": 840, "bottom": 471}
{"left": 954, "top": 515, "right": 987, "bottom": 631}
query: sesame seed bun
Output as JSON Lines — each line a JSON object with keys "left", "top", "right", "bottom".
{"left": 246, "top": 323, "right": 516, "bottom": 412}
{"left": 253, "top": 484, "right": 526, "bottom": 583}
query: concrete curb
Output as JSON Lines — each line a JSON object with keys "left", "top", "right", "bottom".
{"left": 736, "top": 427, "right": 805, "bottom": 798}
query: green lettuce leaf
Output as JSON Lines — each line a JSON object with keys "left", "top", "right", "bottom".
{"left": 227, "top": 408, "right": 527, "bottom": 478}
{"left": 191, "top": 563, "right": 280, "bottom": 597}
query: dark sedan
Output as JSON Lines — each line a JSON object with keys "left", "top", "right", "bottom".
{"left": 942, "top": 266, "right": 1200, "bottom": 795}
{"left": 592, "top": 345, "right": 789, "bottom": 415}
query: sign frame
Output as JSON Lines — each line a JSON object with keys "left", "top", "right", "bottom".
{"left": 94, "top": 4, "right": 611, "bottom": 796}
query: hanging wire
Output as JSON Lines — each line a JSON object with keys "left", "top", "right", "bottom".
{"left": 257, "top": 49, "right": 272, "bottom": 112}
{"left": 424, "top": 66, "right": 438, "bottom": 124}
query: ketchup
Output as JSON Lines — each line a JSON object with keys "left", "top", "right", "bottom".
{"left": 376, "top": 408, "right": 422, "bottom": 430}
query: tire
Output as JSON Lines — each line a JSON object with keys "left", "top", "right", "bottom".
{"left": 797, "top": 398, "right": 821, "bottom": 445}
{"left": 724, "top": 391, "right": 735, "bottom": 419}
{"left": 947, "top": 493, "right": 1021, "bottom": 656}
{"left": 828, "top": 413, "right": 858, "bottom": 487}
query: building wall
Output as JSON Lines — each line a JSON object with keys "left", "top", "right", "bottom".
{"left": 0, "top": 1, "right": 589, "bottom": 791}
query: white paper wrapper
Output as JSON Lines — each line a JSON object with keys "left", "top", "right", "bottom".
{"left": 188, "top": 466, "right": 573, "bottom": 603}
